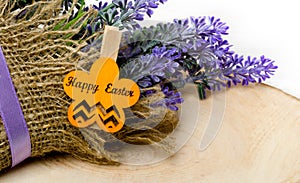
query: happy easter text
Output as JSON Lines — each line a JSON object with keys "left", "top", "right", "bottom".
{"left": 65, "top": 77, "right": 134, "bottom": 97}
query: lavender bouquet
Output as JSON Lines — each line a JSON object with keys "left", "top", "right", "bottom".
{"left": 0, "top": 0, "right": 277, "bottom": 171}
{"left": 14, "top": 0, "right": 277, "bottom": 102}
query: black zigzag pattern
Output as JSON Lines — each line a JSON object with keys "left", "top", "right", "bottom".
{"left": 106, "top": 105, "right": 120, "bottom": 118}
{"left": 73, "top": 110, "right": 95, "bottom": 122}
{"left": 74, "top": 100, "right": 97, "bottom": 112}
{"left": 98, "top": 105, "right": 121, "bottom": 129}
{"left": 72, "top": 100, "right": 98, "bottom": 123}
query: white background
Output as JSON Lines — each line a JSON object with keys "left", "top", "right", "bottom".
{"left": 87, "top": 0, "right": 300, "bottom": 98}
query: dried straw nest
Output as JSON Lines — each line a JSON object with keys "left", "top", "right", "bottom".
{"left": 0, "top": 0, "right": 179, "bottom": 172}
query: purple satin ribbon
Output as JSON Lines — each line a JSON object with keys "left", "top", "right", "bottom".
{"left": 0, "top": 47, "right": 31, "bottom": 167}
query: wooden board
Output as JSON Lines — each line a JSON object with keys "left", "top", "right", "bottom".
{"left": 1, "top": 84, "right": 300, "bottom": 183}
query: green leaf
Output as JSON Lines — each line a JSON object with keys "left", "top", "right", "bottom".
{"left": 53, "top": 19, "right": 66, "bottom": 31}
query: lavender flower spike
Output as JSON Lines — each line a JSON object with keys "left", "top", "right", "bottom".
{"left": 150, "top": 85, "right": 184, "bottom": 111}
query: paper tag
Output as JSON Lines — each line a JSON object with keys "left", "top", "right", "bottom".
{"left": 63, "top": 57, "right": 140, "bottom": 133}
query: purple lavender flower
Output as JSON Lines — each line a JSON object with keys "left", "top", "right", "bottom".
{"left": 93, "top": 1, "right": 108, "bottom": 10}
{"left": 95, "top": 0, "right": 168, "bottom": 29}
{"left": 222, "top": 55, "right": 278, "bottom": 86}
{"left": 150, "top": 85, "right": 184, "bottom": 111}
{"left": 119, "top": 16, "right": 277, "bottom": 99}
{"left": 126, "top": 0, "right": 167, "bottom": 20}
{"left": 120, "top": 46, "right": 182, "bottom": 88}
{"left": 74, "top": 0, "right": 167, "bottom": 40}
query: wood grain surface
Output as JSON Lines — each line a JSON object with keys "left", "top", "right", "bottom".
{"left": 1, "top": 84, "right": 300, "bottom": 183}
